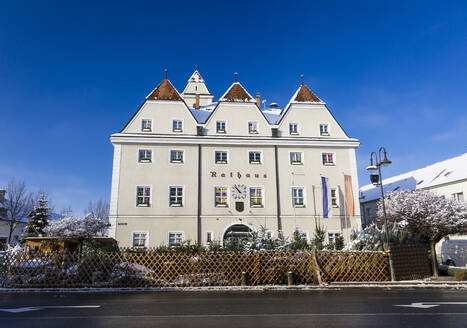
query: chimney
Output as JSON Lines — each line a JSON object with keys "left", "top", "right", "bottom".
{"left": 195, "top": 94, "right": 200, "bottom": 109}
{"left": 256, "top": 92, "right": 260, "bottom": 108}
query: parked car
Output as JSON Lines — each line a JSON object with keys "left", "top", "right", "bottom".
{"left": 441, "top": 239, "right": 467, "bottom": 267}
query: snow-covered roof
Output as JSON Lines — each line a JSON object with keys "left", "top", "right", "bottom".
{"left": 360, "top": 152, "right": 467, "bottom": 203}
{"left": 189, "top": 108, "right": 213, "bottom": 124}
{"left": 262, "top": 109, "right": 282, "bottom": 124}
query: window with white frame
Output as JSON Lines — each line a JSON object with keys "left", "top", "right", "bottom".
{"left": 250, "top": 187, "right": 264, "bottom": 207}
{"left": 215, "top": 151, "right": 228, "bottom": 164}
{"left": 248, "top": 121, "right": 258, "bottom": 134}
{"left": 328, "top": 232, "right": 341, "bottom": 244}
{"left": 141, "top": 119, "right": 152, "bottom": 132}
{"left": 292, "top": 187, "right": 305, "bottom": 207}
{"left": 331, "top": 188, "right": 338, "bottom": 207}
{"left": 136, "top": 186, "right": 151, "bottom": 207}
{"left": 132, "top": 232, "right": 147, "bottom": 248}
{"left": 169, "top": 186, "right": 184, "bottom": 207}
{"left": 172, "top": 120, "right": 183, "bottom": 132}
{"left": 168, "top": 231, "right": 183, "bottom": 246}
{"left": 452, "top": 192, "right": 464, "bottom": 202}
{"left": 249, "top": 151, "right": 262, "bottom": 164}
{"left": 170, "top": 150, "right": 184, "bottom": 164}
{"left": 206, "top": 231, "right": 214, "bottom": 244}
{"left": 322, "top": 153, "right": 335, "bottom": 166}
{"left": 215, "top": 187, "right": 228, "bottom": 207}
{"left": 289, "top": 123, "right": 299, "bottom": 135}
{"left": 290, "top": 152, "right": 303, "bottom": 165}
{"left": 320, "top": 124, "right": 329, "bottom": 136}
{"left": 216, "top": 121, "right": 226, "bottom": 133}
{"left": 138, "top": 149, "right": 152, "bottom": 163}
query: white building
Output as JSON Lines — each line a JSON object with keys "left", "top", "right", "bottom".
{"left": 360, "top": 152, "right": 467, "bottom": 227}
{"left": 109, "top": 70, "right": 361, "bottom": 248}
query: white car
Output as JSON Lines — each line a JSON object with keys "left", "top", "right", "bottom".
{"left": 441, "top": 239, "right": 467, "bottom": 267}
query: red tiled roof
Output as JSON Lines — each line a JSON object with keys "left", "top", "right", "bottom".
{"left": 294, "top": 84, "right": 321, "bottom": 102}
{"left": 221, "top": 83, "right": 253, "bottom": 101}
{"left": 146, "top": 79, "right": 183, "bottom": 101}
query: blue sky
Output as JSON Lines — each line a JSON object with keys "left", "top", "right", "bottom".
{"left": 1, "top": 1, "right": 466, "bottom": 214}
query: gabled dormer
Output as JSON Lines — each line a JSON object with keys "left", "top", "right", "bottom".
{"left": 277, "top": 79, "right": 349, "bottom": 138}
{"left": 204, "top": 78, "right": 272, "bottom": 136}
{"left": 121, "top": 75, "right": 198, "bottom": 135}
{"left": 181, "top": 70, "right": 214, "bottom": 109}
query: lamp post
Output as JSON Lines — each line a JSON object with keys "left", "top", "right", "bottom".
{"left": 366, "top": 146, "right": 395, "bottom": 281}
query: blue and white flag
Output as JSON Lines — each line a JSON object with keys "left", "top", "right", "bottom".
{"left": 321, "top": 177, "right": 328, "bottom": 218}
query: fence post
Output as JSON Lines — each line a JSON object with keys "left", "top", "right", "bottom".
{"left": 287, "top": 271, "right": 293, "bottom": 286}
{"left": 388, "top": 249, "right": 396, "bottom": 281}
{"left": 312, "top": 247, "right": 322, "bottom": 285}
{"left": 241, "top": 272, "right": 247, "bottom": 286}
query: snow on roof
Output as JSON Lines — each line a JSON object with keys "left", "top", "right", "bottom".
{"left": 190, "top": 108, "right": 213, "bottom": 123}
{"left": 360, "top": 152, "right": 467, "bottom": 203}
{"left": 261, "top": 108, "right": 283, "bottom": 124}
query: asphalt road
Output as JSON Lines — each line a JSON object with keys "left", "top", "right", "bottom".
{"left": 1, "top": 289, "right": 466, "bottom": 328}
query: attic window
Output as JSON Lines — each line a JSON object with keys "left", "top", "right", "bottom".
{"left": 444, "top": 171, "right": 453, "bottom": 177}
{"left": 416, "top": 180, "right": 424, "bottom": 185}
{"left": 393, "top": 187, "right": 400, "bottom": 191}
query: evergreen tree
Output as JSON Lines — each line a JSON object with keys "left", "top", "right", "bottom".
{"left": 312, "top": 221, "right": 327, "bottom": 250}
{"left": 25, "top": 193, "right": 50, "bottom": 237}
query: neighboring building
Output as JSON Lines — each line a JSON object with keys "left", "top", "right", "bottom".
{"left": 109, "top": 70, "right": 361, "bottom": 248}
{"left": 360, "top": 153, "right": 467, "bottom": 227}
{"left": 0, "top": 189, "right": 27, "bottom": 250}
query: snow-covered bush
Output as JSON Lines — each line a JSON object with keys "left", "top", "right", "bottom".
{"left": 44, "top": 213, "right": 109, "bottom": 240}
{"left": 378, "top": 190, "right": 467, "bottom": 244}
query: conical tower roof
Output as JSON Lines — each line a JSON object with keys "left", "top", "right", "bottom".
{"left": 146, "top": 79, "right": 183, "bottom": 101}
{"left": 219, "top": 82, "right": 254, "bottom": 102}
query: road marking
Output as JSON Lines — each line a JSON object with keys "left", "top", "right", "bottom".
{"left": 0, "top": 305, "right": 101, "bottom": 313}
{"left": 394, "top": 302, "right": 467, "bottom": 309}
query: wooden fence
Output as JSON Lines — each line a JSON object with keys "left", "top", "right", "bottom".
{"left": 390, "top": 243, "right": 432, "bottom": 281}
{"left": 0, "top": 249, "right": 390, "bottom": 288}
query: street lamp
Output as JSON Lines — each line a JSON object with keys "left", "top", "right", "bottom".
{"left": 366, "top": 146, "right": 395, "bottom": 281}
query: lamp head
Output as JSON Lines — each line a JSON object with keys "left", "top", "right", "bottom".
{"left": 380, "top": 148, "right": 392, "bottom": 166}
{"left": 370, "top": 174, "right": 380, "bottom": 185}
{"left": 366, "top": 156, "right": 378, "bottom": 171}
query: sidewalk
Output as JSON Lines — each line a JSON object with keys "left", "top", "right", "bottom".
{"left": 1, "top": 281, "right": 466, "bottom": 293}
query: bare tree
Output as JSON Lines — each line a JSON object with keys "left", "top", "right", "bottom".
{"left": 0, "top": 180, "right": 34, "bottom": 244}
{"left": 85, "top": 199, "right": 109, "bottom": 224}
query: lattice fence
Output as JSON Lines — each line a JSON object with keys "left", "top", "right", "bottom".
{"left": 0, "top": 249, "right": 390, "bottom": 288}
{"left": 390, "top": 243, "right": 431, "bottom": 281}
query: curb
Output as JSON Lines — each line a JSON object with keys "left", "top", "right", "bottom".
{"left": 1, "top": 283, "right": 467, "bottom": 293}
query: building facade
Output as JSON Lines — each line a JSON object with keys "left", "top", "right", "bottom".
{"left": 109, "top": 71, "right": 361, "bottom": 248}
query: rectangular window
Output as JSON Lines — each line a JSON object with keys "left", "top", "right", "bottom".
{"left": 216, "top": 121, "right": 226, "bottom": 133}
{"left": 172, "top": 120, "right": 183, "bottom": 132}
{"left": 248, "top": 121, "right": 258, "bottom": 134}
{"left": 168, "top": 232, "right": 183, "bottom": 246}
{"left": 170, "top": 150, "right": 184, "bottom": 164}
{"left": 215, "top": 151, "right": 228, "bottom": 164}
{"left": 141, "top": 119, "right": 152, "bottom": 132}
{"left": 132, "top": 232, "right": 147, "bottom": 248}
{"left": 215, "top": 187, "right": 228, "bottom": 207}
{"left": 290, "top": 152, "right": 303, "bottom": 165}
{"left": 136, "top": 186, "right": 151, "bottom": 207}
{"left": 292, "top": 187, "right": 305, "bottom": 207}
{"left": 249, "top": 151, "right": 262, "bottom": 164}
{"left": 331, "top": 188, "right": 338, "bottom": 207}
{"left": 206, "top": 231, "right": 214, "bottom": 244}
{"left": 322, "top": 153, "right": 335, "bottom": 166}
{"left": 169, "top": 186, "right": 184, "bottom": 207}
{"left": 138, "top": 149, "right": 152, "bottom": 163}
{"left": 453, "top": 192, "right": 464, "bottom": 202}
{"left": 328, "top": 232, "right": 341, "bottom": 244}
{"left": 289, "top": 123, "right": 298, "bottom": 135}
{"left": 250, "top": 187, "right": 264, "bottom": 207}
{"left": 320, "top": 124, "right": 329, "bottom": 136}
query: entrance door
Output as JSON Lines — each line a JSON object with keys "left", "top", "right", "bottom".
{"left": 223, "top": 224, "right": 253, "bottom": 245}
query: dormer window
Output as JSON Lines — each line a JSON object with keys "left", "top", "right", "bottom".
{"left": 320, "top": 124, "right": 329, "bottom": 136}
{"left": 289, "top": 123, "right": 299, "bottom": 135}
{"left": 216, "top": 121, "right": 226, "bottom": 133}
{"left": 173, "top": 120, "right": 183, "bottom": 132}
{"left": 142, "top": 119, "right": 152, "bottom": 132}
{"left": 248, "top": 122, "right": 258, "bottom": 134}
